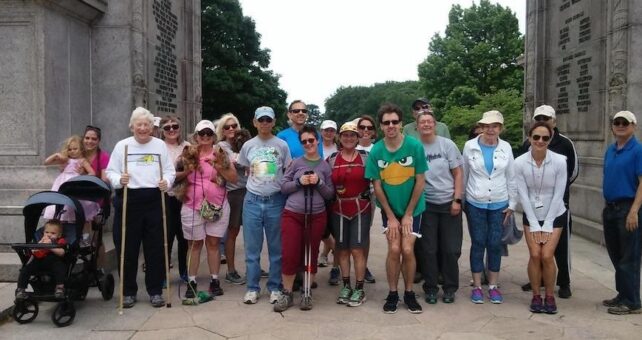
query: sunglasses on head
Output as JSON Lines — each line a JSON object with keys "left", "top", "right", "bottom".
{"left": 85, "top": 125, "right": 101, "bottom": 132}
{"left": 223, "top": 123, "right": 238, "bottom": 130}
{"left": 197, "top": 129, "right": 214, "bottom": 137}
{"left": 300, "top": 138, "right": 316, "bottom": 145}
{"left": 257, "top": 116, "right": 274, "bottom": 123}
{"left": 534, "top": 115, "right": 551, "bottom": 122}
{"left": 163, "top": 124, "right": 180, "bottom": 131}
{"left": 612, "top": 119, "right": 630, "bottom": 127}
{"left": 358, "top": 125, "right": 375, "bottom": 131}
{"left": 381, "top": 120, "right": 400, "bottom": 126}
{"left": 413, "top": 104, "right": 430, "bottom": 111}
{"left": 532, "top": 134, "right": 551, "bottom": 142}
{"left": 290, "top": 109, "right": 308, "bottom": 114}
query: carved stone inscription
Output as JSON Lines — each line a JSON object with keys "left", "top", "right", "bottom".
{"left": 152, "top": 0, "right": 178, "bottom": 113}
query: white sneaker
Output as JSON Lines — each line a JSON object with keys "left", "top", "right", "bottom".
{"left": 243, "top": 290, "right": 259, "bottom": 304}
{"left": 270, "top": 290, "right": 282, "bottom": 304}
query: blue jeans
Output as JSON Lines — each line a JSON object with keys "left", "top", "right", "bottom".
{"left": 242, "top": 191, "right": 285, "bottom": 293}
{"left": 465, "top": 202, "right": 506, "bottom": 273}
{"left": 603, "top": 200, "right": 642, "bottom": 309}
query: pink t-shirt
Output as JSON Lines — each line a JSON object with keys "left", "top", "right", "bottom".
{"left": 90, "top": 150, "right": 110, "bottom": 176}
{"left": 183, "top": 155, "right": 226, "bottom": 210}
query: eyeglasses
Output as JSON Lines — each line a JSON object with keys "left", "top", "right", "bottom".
{"left": 223, "top": 123, "right": 238, "bottom": 130}
{"left": 300, "top": 138, "right": 316, "bottom": 145}
{"left": 197, "top": 129, "right": 214, "bottom": 137}
{"left": 257, "top": 116, "right": 274, "bottom": 123}
{"left": 381, "top": 120, "right": 400, "bottom": 126}
{"left": 290, "top": 109, "right": 308, "bottom": 114}
{"left": 612, "top": 119, "right": 630, "bottom": 127}
{"left": 534, "top": 115, "right": 551, "bottom": 122}
{"left": 163, "top": 124, "right": 180, "bottom": 131}
{"left": 358, "top": 125, "right": 375, "bottom": 131}
{"left": 413, "top": 104, "right": 430, "bottom": 111}
{"left": 532, "top": 134, "right": 551, "bottom": 142}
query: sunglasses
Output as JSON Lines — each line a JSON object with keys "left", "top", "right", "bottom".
{"left": 163, "top": 124, "right": 180, "bottom": 131}
{"left": 300, "top": 138, "right": 316, "bottom": 145}
{"left": 85, "top": 125, "right": 101, "bottom": 132}
{"left": 358, "top": 125, "right": 375, "bottom": 131}
{"left": 290, "top": 109, "right": 308, "bottom": 114}
{"left": 534, "top": 115, "right": 551, "bottom": 122}
{"left": 532, "top": 134, "right": 551, "bottom": 142}
{"left": 612, "top": 119, "right": 630, "bottom": 127}
{"left": 381, "top": 120, "right": 400, "bottom": 126}
{"left": 257, "top": 116, "right": 274, "bottom": 123}
{"left": 413, "top": 104, "right": 430, "bottom": 111}
{"left": 197, "top": 129, "right": 214, "bottom": 137}
{"left": 223, "top": 123, "right": 238, "bottom": 130}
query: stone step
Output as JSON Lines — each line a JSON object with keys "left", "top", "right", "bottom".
{"left": 0, "top": 166, "right": 57, "bottom": 190}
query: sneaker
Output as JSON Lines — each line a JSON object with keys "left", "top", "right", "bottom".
{"left": 243, "top": 290, "right": 259, "bottom": 304}
{"left": 123, "top": 295, "right": 137, "bottom": 308}
{"left": 150, "top": 294, "right": 165, "bottom": 308}
{"left": 488, "top": 288, "right": 503, "bottom": 304}
{"left": 347, "top": 288, "right": 366, "bottom": 307}
{"left": 300, "top": 295, "right": 313, "bottom": 311}
{"left": 185, "top": 281, "right": 197, "bottom": 299}
{"left": 425, "top": 291, "right": 438, "bottom": 304}
{"left": 337, "top": 286, "right": 352, "bottom": 304}
{"left": 530, "top": 295, "right": 543, "bottom": 313}
{"left": 225, "top": 271, "right": 246, "bottom": 285}
{"left": 273, "top": 291, "right": 293, "bottom": 312}
{"left": 269, "top": 290, "right": 281, "bottom": 304}
{"left": 209, "top": 279, "right": 224, "bottom": 296}
{"left": 80, "top": 237, "right": 92, "bottom": 248}
{"left": 220, "top": 255, "right": 227, "bottom": 264}
{"left": 328, "top": 267, "right": 340, "bottom": 286}
{"left": 471, "top": 287, "right": 484, "bottom": 304}
{"left": 364, "top": 268, "right": 376, "bottom": 283}
{"left": 602, "top": 296, "right": 621, "bottom": 307}
{"left": 260, "top": 269, "right": 269, "bottom": 278}
{"left": 521, "top": 282, "right": 532, "bottom": 292}
{"left": 318, "top": 255, "right": 328, "bottom": 267}
{"left": 15, "top": 288, "right": 27, "bottom": 300}
{"left": 54, "top": 286, "right": 65, "bottom": 299}
{"left": 608, "top": 305, "right": 642, "bottom": 315}
{"left": 558, "top": 285, "right": 572, "bottom": 299}
{"left": 442, "top": 291, "right": 455, "bottom": 304}
{"left": 383, "top": 292, "right": 399, "bottom": 314}
{"left": 404, "top": 291, "right": 423, "bottom": 314}
{"left": 544, "top": 295, "right": 557, "bottom": 314}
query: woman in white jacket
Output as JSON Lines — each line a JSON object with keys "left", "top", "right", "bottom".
{"left": 514, "top": 121, "right": 567, "bottom": 315}
{"left": 462, "top": 110, "right": 517, "bottom": 305}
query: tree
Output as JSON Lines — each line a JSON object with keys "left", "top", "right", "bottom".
{"left": 201, "top": 0, "right": 287, "bottom": 131}
{"left": 306, "top": 104, "right": 323, "bottom": 128}
{"left": 418, "top": 0, "right": 523, "bottom": 110}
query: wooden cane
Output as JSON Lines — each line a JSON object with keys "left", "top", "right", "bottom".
{"left": 159, "top": 157, "right": 172, "bottom": 308}
{"left": 118, "top": 145, "right": 128, "bottom": 315}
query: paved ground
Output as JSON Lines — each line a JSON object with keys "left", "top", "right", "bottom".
{"left": 0, "top": 211, "right": 640, "bottom": 339}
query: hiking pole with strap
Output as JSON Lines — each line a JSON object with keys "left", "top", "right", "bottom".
{"left": 159, "top": 156, "right": 172, "bottom": 308}
{"left": 302, "top": 181, "right": 313, "bottom": 308}
{"left": 118, "top": 145, "right": 128, "bottom": 315}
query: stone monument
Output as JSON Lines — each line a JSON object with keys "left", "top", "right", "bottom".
{"left": 0, "top": 0, "right": 201, "bottom": 248}
{"left": 524, "top": 0, "right": 642, "bottom": 242}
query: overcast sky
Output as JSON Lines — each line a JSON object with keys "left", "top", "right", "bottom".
{"left": 238, "top": 0, "right": 526, "bottom": 112}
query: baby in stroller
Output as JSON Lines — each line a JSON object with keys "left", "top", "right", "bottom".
{"left": 15, "top": 219, "right": 67, "bottom": 300}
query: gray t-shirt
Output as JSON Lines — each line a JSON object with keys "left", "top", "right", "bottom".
{"left": 218, "top": 140, "right": 248, "bottom": 191}
{"left": 423, "top": 136, "right": 463, "bottom": 204}
{"left": 237, "top": 135, "right": 291, "bottom": 196}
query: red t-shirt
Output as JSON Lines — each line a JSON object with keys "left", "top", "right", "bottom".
{"left": 32, "top": 237, "right": 67, "bottom": 259}
{"left": 330, "top": 154, "right": 370, "bottom": 218}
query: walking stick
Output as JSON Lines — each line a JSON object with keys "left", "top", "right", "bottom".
{"left": 159, "top": 157, "right": 172, "bottom": 308}
{"left": 302, "top": 184, "right": 313, "bottom": 304}
{"left": 118, "top": 145, "right": 128, "bottom": 315}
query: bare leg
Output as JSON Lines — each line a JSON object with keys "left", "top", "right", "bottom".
{"left": 338, "top": 249, "right": 351, "bottom": 279}
{"left": 400, "top": 235, "right": 417, "bottom": 291}
{"left": 541, "top": 229, "right": 563, "bottom": 296}
{"left": 188, "top": 240, "right": 204, "bottom": 277}
{"left": 225, "top": 226, "right": 240, "bottom": 272}
{"left": 352, "top": 248, "right": 366, "bottom": 281}
{"left": 205, "top": 236, "right": 221, "bottom": 276}
{"left": 386, "top": 237, "right": 402, "bottom": 291}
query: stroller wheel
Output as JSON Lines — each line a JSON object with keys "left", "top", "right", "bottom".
{"left": 52, "top": 301, "right": 75, "bottom": 327}
{"left": 100, "top": 273, "right": 115, "bottom": 301}
{"left": 12, "top": 298, "right": 39, "bottom": 324}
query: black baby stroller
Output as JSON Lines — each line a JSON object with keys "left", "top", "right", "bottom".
{"left": 9, "top": 175, "right": 114, "bottom": 327}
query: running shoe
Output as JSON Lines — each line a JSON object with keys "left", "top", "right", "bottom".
{"left": 544, "top": 295, "right": 558, "bottom": 314}
{"left": 471, "top": 287, "right": 484, "bottom": 304}
{"left": 488, "top": 287, "right": 503, "bottom": 304}
{"left": 404, "top": 291, "right": 423, "bottom": 314}
{"left": 337, "top": 286, "right": 352, "bottom": 304}
{"left": 383, "top": 292, "right": 399, "bottom": 314}
{"left": 530, "top": 295, "right": 543, "bottom": 313}
{"left": 348, "top": 288, "right": 366, "bottom": 307}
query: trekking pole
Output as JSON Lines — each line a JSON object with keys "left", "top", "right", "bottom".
{"left": 118, "top": 145, "right": 128, "bottom": 315}
{"left": 159, "top": 157, "right": 172, "bottom": 308}
{"left": 303, "top": 185, "right": 312, "bottom": 300}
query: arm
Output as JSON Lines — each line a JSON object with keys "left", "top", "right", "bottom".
{"left": 462, "top": 143, "right": 470, "bottom": 201}
{"left": 160, "top": 146, "right": 176, "bottom": 190}
{"left": 315, "top": 165, "right": 335, "bottom": 200}
{"left": 105, "top": 143, "right": 124, "bottom": 189}
{"left": 505, "top": 145, "right": 518, "bottom": 211}
{"left": 280, "top": 160, "right": 301, "bottom": 195}
{"left": 515, "top": 160, "right": 541, "bottom": 232}
{"left": 450, "top": 166, "right": 463, "bottom": 215}
{"left": 542, "top": 159, "right": 567, "bottom": 232}
{"left": 626, "top": 175, "right": 642, "bottom": 232}
{"left": 568, "top": 139, "right": 579, "bottom": 184}
{"left": 373, "top": 179, "right": 400, "bottom": 240}
{"left": 44, "top": 153, "right": 66, "bottom": 166}
{"left": 401, "top": 173, "right": 425, "bottom": 235}
{"left": 82, "top": 159, "right": 96, "bottom": 176}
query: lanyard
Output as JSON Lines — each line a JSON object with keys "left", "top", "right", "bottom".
{"left": 530, "top": 155, "right": 546, "bottom": 201}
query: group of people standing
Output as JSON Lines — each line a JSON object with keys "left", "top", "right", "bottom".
{"left": 34, "top": 100, "right": 641, "bottom": 317}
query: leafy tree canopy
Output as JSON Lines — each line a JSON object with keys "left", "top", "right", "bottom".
{"left": 201, "top": 0, "right": 287, "bottom": 132}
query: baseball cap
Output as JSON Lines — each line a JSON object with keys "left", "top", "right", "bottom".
{"left": 478, "top": 110, "right": 504, "bottom": 125}
{"left": 194, "top": 120, "right": 215, "bottom": 132}
{"left": 339, "top": 122, "right": 359, "bottom": 135}
{"left": 533, "top": 105, "right": 556, "bottom": 119}
{"left": 613, "top": 110, "right": 637, "bottom": 124}
{"left": 411, "top": 98, "right": 430, "bottom": 109}
{"left": 320, "top": 120, "right": 337, "bottom": 130}
{"left": 254, "top": 106, "right": 275, "bottom": 120}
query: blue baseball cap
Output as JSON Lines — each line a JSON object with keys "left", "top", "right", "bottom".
{"left": 255, "top": 106, "right": 275, "bottom": 119}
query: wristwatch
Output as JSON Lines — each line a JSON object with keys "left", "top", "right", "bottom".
{"left": 453, "top": 198, "right": 462, "bottom": 204}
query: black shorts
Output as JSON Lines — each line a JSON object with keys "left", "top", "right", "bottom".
{"left": 522, "top": 210, "right": 568, "bottom": 229}
{"left": 330, "top": 212, "right": 371, "bottom": 250}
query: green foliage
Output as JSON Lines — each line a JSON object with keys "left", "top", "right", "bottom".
{"left": 306, "top": 104, "right": 323, "bottom": 128}
{"left": 201, "top": 0, "right": 287, "bottom": 132}
{"left": 324, "top": 81, "right": 424, "bottom": 126}
{"left": 418, "top": 0, "right": 523, "bottom": 110}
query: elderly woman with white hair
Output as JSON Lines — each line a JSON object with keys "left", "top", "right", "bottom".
{"left": 106, "top": 107, "right": 176, "bottom": 308}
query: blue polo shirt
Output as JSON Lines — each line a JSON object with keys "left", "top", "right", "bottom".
{"left": 276, "top": 127, "right": 324, "bottom": 159}
{"left": 603, "top": 136, "right": 642, "bottom": 202}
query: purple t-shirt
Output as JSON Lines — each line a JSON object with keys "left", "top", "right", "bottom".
{"left": 279, "top": 157, "right": 334, "bottom": 214}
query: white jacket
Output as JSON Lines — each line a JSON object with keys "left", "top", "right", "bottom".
{"left": 462, "top": 136, "right": 517, "bottom": 210}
